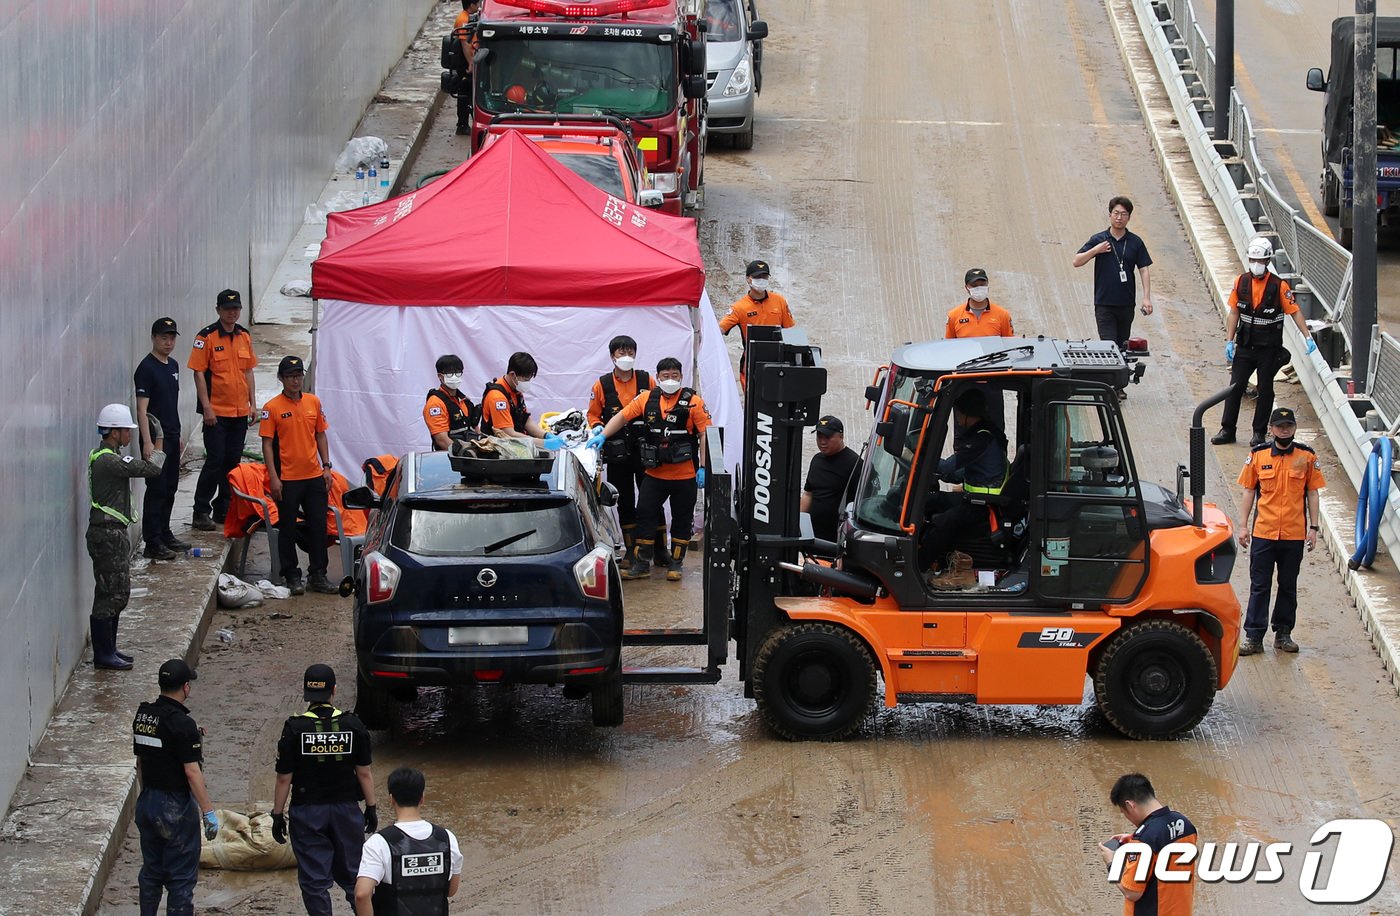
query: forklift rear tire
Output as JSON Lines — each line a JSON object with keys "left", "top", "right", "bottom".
{"left": 591, "top": 673, "right": 624, "bottom": 727}
{"left": 1092, "top": 620, "right": 1218, "bottom": 740}
{"left": 752, "top": 623, "right": 878, "bottom": 741}
{"left": 1322, "top": 170, "right": 1340, "bottom": 217}
{"left": 355, "top": 669, "right": 394, "bottom": 730}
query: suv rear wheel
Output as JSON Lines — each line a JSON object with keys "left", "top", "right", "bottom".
{"left": 1093, "top": 620, "right": 1217, "bottom": 740}
{"left": 355, "top": 669, "right": 394, "bottom": 730}
{"left": 753, "top": 623, "right": 878, "bottom": 740}
{"left": 591, "top": 673, "right": 624, "bottom": 727}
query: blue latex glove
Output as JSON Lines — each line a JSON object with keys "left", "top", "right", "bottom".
{"left": 541, "top": 433, "right": 564, "bottom": 451}
{"left": 1225, "top": 340, "right": 1236, "bottom": 361}
{"left": 203, "top": 810, "right": 219, "bottom": 840}
{"left": 1305, "top": 338, "right": 1318, "bottom": 355}
{"left": 585, "top": 431, "right": 606, "bottom": 450}
{"left": 696, "top": 468, "right": 706, "bottom": 489}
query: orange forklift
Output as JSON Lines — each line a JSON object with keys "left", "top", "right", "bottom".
{"left": 644, "top": 328, "right": 1241, "bottom": 740}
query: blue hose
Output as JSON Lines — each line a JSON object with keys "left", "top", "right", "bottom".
{"left": 1350, "top": 436, "right": 1393, "bottom": 570}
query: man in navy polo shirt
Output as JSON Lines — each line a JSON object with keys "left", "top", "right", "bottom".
{"left": 135, "top": 317, "right": 190, "bottom": 560}
{"left": 1073, "top": 196, "right": 1154, "bottom": 397}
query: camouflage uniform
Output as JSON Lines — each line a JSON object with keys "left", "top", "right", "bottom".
{"left": 88, "top": 442, "right": 164, "bottom": 620}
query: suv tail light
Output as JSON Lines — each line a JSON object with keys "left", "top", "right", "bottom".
{"left": 573, "top": 547, "right": 611, "bottom": 600}
{"left": 365, "top": 552, "right": 401, "bottom": 604}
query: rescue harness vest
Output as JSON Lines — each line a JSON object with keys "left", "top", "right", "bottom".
{"left": 639, "top": 387, "right": 698, "bottom": 469}
{"left": 371, "top": 824, "right": 453, "bottom": 916}
{"left": 480, "top": 381, "right": 529, "bottom": 435}
{"left": 90, "top": 447, "right": 134, "bottom": 526}
{"left": 1234, "top": 272, "right": 1287, "bottom": 349}
{"left": 425, "top": 388, "right": 479, "bottom": 447}
{"left": 599, "top": 370, "right": 651, "bottom": 465}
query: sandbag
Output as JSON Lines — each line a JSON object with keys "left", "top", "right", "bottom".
{"left": 200, "top": 809, "right": 297, "bottom": 871}
{"left": 216, "top": 574, "right": 264, "bottom": 609}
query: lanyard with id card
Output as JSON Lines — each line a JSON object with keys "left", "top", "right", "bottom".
{"left": 1111, "top": 234, "right": 1129, "bottom": 283}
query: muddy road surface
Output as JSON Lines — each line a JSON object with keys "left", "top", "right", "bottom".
{"left": 100, "top": 0, "right": 1400, "bottom": 912}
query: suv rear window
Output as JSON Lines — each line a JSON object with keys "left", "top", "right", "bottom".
{"left": 392, "top": 500, "right": 583, "bottom": 557}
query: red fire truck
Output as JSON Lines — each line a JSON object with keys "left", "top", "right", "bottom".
{"left": 471, "top": 0, "right": 708, "bottom": 215}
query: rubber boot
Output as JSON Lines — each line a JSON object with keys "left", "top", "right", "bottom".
{"left": 928, "top": 551, "right": 977, "bottom": 591}
{"left": 621, "top": 539, "right": 653, "bottom": 580}
{"left": 665, "top": 539, "right": 690, "bottom": 582}
{"left": 112, "top": 614, "right": 133, "bottom": 663}
{"left": 652, "top": 528, "right": 671, "bottom": 568}
{"left": 619, "top": 526, "right": 636, "bottom": 571}
{"left": 92, "top": 616, "right": 133, "bottom": 670}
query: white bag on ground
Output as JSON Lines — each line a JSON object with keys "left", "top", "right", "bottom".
{"left": 200, "top": 809, "right": 297, "bottom": 870}
{"left": 257, "top": 579, "right": 293, "bottom": 600}
{"left": 335, "top": 136, "right": 389, "bottom": 173}
{"left": 217, "top": 574, "right": 264, "bottom": 609}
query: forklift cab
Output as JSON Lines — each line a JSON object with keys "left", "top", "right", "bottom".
{"left": 848, "top": 338, "right": 1150, "bottom": 609}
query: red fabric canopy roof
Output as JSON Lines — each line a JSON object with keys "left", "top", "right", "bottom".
{"left": 311, "top": 130, "right": 705, "bottom": 307}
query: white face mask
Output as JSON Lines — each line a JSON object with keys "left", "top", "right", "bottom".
{"left": 613, "top": 356, "right": 635, "bottom": 372}
{"left": 967, "top": 286, "right": 990, "bottom": 303}
{"left": 749, "top": 277, "right": 770, "bottom": 293}
{"left": 1249, "top": 261, "right": 1267, "bottom": 278}
{"left": 658, "top": 378, "right": 682, "bottom": 395}
{"left": 515, "top": 377, "right": 533, "bottom": 394}
{"left": 441, "top": 373, "right": 462, "bottom": 390}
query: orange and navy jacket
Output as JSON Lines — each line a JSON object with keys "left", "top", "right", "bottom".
{"left": 1237, "top": 441, "right": 1325, "bottom": 540}
{"left": 944, "top": 301, "right": 1015, "bottom": 339}
{"left": 718, "top": 291, "right": 795, "bottom": 345}
{"left": 188, "top": 322, "right": 258, "bottom": 418}
{"left": 1120, "top": 806, "right": 1197, "bottom": 916}
{"left": 617, "top": 388, "right": 712, "bottom": 481}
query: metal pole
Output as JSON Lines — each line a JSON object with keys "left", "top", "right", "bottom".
{"left": 1213, "top": 0, "right": 1234, "bottom": 141}
{"left": 1354, "top": 0, "right": 1379, "bottom": 389}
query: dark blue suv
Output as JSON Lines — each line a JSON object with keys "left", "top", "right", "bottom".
{"left": 346, "top": 449, "right": 626, "bottom": 727}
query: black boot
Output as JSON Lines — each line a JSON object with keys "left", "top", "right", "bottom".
{"left": 619, "top": 526, "right": 636, "bottom": 571}
{"left": 1210, "top": 427, "right": 1236, "bottom": 445}
{"left": 621, "top": 539, "right": 653, "bottom": 579}
{"left": 665, "top": 539, "right": 690, "bottom": 582}
{"left": 112, "top": 615, "right": 133, "bottom": 663}
{"left": 652, "top": 528, "right": 670, "bottom": 567}
{"left": 92, "top": 616, "right": 132, "bottom": 670}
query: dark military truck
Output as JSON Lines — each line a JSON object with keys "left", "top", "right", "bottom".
{"left": 1307, "top": 16, "right": 1400, "bottom": 248}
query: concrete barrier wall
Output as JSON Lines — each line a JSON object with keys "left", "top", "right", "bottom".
{"left": 0, "top": 0, "right": 436, "bottom": 808}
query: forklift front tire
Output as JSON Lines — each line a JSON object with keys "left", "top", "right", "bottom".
{"left": 752, "top": 623, "right": 879, "bottom": 741}
{"left": 1092, "top": 620, "right": 1218, "bottom": 740}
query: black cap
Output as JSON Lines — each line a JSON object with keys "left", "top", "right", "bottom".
{"left": 1269, "top": 407, "right": 1297, "bottom": 426}
{"left": 216, "top": 289, "right": 242, "bottom": 308}
{"left": 151, "top": 317, "right": 179, "bottom": 336}
{"left": 304, "top": 664, "right": 336, "bottom": 702}
{"left": 965, "top": 268, "right": 989, "bottom": 285}
{"left": 158, "top": 658, "right": 197, "bottom": 690}
{"left": 813, "top": 415, "right": 844, "bottom": 435}
{"left": 278, "top": 355, "right": 306, "bottom": 377}
{"left": 745, "top": 259, "right": 770, "bottom": 277}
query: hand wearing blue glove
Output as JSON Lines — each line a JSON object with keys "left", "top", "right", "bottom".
{"left": 696, "top": 468, "right": 706, "bottom": 488}
{"left": 1305, "top": 338, "right": 1318, "bottom": 355}
{"left": 203, "top": 810, "right": 219, "bottom": 841}
{"left": 586, "top": 431, "right": 606, "bottom": 450}
{"left": 541, "top": 433, "right": 564, "bottom": 451}
{"left": 1225, "top": 340, "right": 1236, "bottom": 361}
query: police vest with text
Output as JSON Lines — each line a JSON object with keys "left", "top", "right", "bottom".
{"left": 598, "top": 370, "right": 651, "bottom": 465}
{"left": 1234, "top": 273, "right": 1287, "bottom": 349}
{"left": 425, "top": 388, "right": 480, "bottom": 445}
{"left": 639, "top": 388, "right": 698, "bottom": 469}
{"left": 480, "top": 382, "right": 529, "bottom": 435}
{"left": 131, "top": 699, "right": 193, "bottom": 792}
{"left": 286, "top": 705, "right": 362, "bottom": 804}
{"left": 371, "top": 825, "right": 452, "bottom": 916}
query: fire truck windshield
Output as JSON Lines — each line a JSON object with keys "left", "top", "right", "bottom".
{"left": 477, "top": 39, "right": 675, "bottom": 119}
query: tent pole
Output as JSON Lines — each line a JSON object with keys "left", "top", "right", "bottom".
{"left": 308, "top": 298, "right": 321, "bottom": 392}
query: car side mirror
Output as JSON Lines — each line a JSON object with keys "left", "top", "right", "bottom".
{"left": 748, "top": 20, "right": 768, "bottom": 41}
{"left": 342, "top": 486, "right": 381, "bottom": 511}
{"left": 638, "top": 189, "right": 665, "bottom": 208}
{"left": 1306, "top": 68, "right": 1325, "bottom": 92}
{"left": 682, "top": 73, "right": 707, "bottom": 100}
{"left": 598, "top": 482, "right": 619, "bottom": 507}
{"left": 864, "top": 384, "right": 883, "bottom": 406}
{"left": 877, "top": 403, "right": 910, "bottom": 459}
{"left": 686, "top": 38, "right": 707, "bottom": 76}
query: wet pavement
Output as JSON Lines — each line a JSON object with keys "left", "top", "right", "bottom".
{"left": 97, "top": 0, "right": 1400, "bottom": 912}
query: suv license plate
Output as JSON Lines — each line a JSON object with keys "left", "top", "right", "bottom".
{"left": 448, "top": 626, "right": 528, "bottom": 646}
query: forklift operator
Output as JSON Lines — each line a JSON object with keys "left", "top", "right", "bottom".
{"left": 919, "top": 389, "right": 1009, "bottom": 588}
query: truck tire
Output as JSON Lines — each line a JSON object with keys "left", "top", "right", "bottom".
{"left": 590, "top": 673, "right": 624, "bottom": 727}
{"left": 1092, "top": 620, "right": 1218, "bottom": 740}
{"left": 752, "top": 623, "right": 878, "bottom": 740}
{"left": 1322, "top": 169, "right": 1340, "bottom": 217}
{"left": 355, "top": 670, "right": 394, "bottom": 730}
{"left": 732, "top": 122, "right": 755, "bottom": 151}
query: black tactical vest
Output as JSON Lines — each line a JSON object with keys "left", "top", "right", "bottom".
{"left": 287, "top": 705, "right": 362, "bottom": 804}
{"left": 425, "top": 388, "right": 479, "bottom": 447}
{"left": 1234, "top": 272, "right": 1287, "bottom": 349}
{"left": 480, "top": 381, "right": 529, "bottom": 434}
{"left": 639, "top": 387, "right": 698, "bottom": 468}
{"left": 599, "top": 370, "right": 651, "bottom": 465}
{"left": 371, "top": 824, "right": 452, "bottom": 915}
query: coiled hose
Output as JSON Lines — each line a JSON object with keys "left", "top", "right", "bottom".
{"left": 1349, "top": 436, "right": 1393, "bottom": 570}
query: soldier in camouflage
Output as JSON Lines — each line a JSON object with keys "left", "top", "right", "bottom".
{"left": 89, "top": 403, "right": 168, "bottom": 670}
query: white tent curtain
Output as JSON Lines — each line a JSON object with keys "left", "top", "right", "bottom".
{"left": 314, "top": 292, "right": 742, "bottom": 477}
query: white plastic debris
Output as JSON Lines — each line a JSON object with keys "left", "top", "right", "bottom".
{"left": 335, "top": 136, "right": 389, "bottom": 173}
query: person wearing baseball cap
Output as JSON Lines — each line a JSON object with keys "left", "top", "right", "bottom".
{"left": 272, "top": 664, "right": 377, "bottom": 914}
{"left": 1236, "top": 406, "right": 1325, "bottom": 655}
{"left": 189, "top": 289, "right": 259, "bottom": 530}
{"left": 802, "top": 416, "right": 862, "bottom": 542}
{"left": 259, "top": 355, "right": 336, "bottom": 595}
{"left": 135, "top": 317, "right": 189, "bottom": 561}
{"left": 718, "top": 259, "right": 796, "bottom": 390}
{"left": 945, "top": 268, "right": 1016, "bottom": 340}
{"left": 132, "top": 659, "right": 218, "bottom": 913}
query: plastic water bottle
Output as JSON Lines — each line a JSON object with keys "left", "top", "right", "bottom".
{"left": 355, "top": 165, "right": 367, "bottom": 205}
{"left": 187, "top": 546, "right": 218, "bottom": 558}
{"left": 130, "top": 587, "right": 150, "bottom": 598}
{"left": 367, "top": 163, "right": 377, "bottom": 200}
{"left": 215, "top": 627, "right": 236, "bottom": 645}
{"left": 379, "top": 157, "right": 390, "bottom": 192}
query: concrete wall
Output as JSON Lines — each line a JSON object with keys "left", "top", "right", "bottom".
{"left": 0, "top": 0, "right": 437, "bottom": 807}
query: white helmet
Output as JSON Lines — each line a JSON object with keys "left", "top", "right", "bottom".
{"left": 97, "top": 404, "right": 137, "bottom": 429}
{"left": 1246, "top": 237, "right": 1274, "bottom": 260}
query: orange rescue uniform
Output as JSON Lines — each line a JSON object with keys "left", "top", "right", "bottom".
{"left": 1227, "top": 274, "right": 1299, "bottom": 315}
{"left": 481, "top": 376, "right": 528, "bottom": 434}
{"left": 423, "top": 388, "right": 475, "bottom": 440}
{"left": 944, "top": 301, "right": 1015, "bottom": 339}
{"left": 587, "top": 372, "right": 646, "bottom": 428}
{"left": 718, "top": 291, "right": 795, "bottom": 344}
{"left": 188, "top": 323, "right": 258, "bottom": 417}
{"left": 1237, "top": 443, "right": 1325, "bottom": 540}
{"left": 618, "top": 389, "right": 712, "bottom": 481}
{"left": 259, "top": 392, "right": 329, "bottom": 481}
